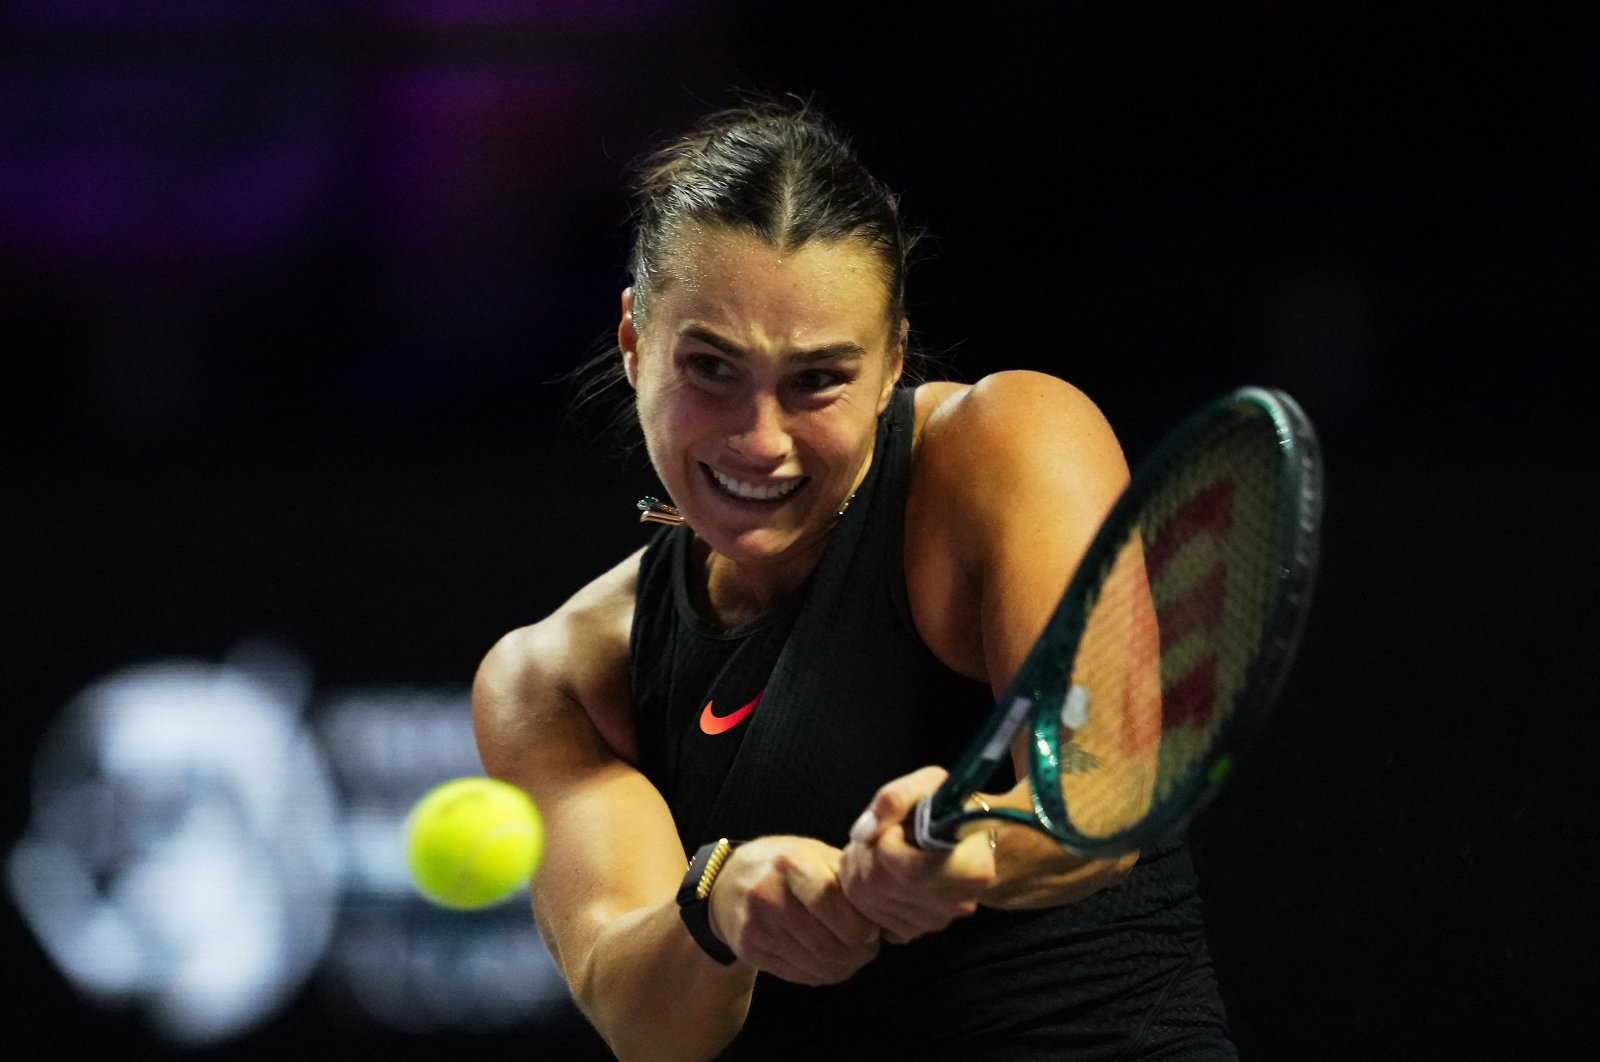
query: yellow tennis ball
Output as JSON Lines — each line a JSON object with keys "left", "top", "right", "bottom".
{"left": 405, "top": 776, "right": 544, "bottom": 910}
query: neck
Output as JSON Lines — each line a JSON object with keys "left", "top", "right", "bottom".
{"left": 689, "top": 437, "right": 877, "bottom": 628}
{"left": 693, "top": 535, "right": 827, "bottom": 628}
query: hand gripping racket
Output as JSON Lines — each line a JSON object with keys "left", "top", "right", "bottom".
{"left": 909, "top": 386, "right": 1322, "bottom": 857}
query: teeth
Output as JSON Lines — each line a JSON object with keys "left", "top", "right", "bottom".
{"left": 710, "top": 468, "right": 803, "bottom": 501}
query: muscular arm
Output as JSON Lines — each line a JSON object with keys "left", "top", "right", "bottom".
{"left": 927, "top": 371, "right": 1142, "bottom": 907}
{"left": 472, "top": 556, "right": 754, "bottom": 1062}
{"left": 475, "top": 553, "right": 880, "bottom": 1060}
{"left": 843, "top": 373, "right": 1141, "bottom": 933}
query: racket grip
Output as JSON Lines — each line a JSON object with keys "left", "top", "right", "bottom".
{"left": 908, "top": 796, "right": 958, "bottom": 852}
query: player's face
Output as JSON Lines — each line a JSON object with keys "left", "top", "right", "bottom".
{"left": 621, "top": 224, "right": 903, "bottom": 575}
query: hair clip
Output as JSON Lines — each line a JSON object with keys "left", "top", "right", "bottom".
{"left": 637, "top": 496, "right": 685, "bottom": 526}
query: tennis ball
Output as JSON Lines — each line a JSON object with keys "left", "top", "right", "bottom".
{"left": 405, "top": 776, "right": 544, "bottom": 910}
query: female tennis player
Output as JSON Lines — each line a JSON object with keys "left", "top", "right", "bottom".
{"left": 472, "top": 99, "right": 1237, "bottom": 1060}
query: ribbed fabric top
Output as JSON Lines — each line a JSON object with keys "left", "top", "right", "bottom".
{"left": 629, "top": 388, "right": 1230, "bottom": 1058}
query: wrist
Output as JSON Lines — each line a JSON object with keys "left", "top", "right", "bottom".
{"left": 677, "top": 838, "right": 743, "bottom": 965}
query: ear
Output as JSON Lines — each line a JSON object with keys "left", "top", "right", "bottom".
{"left": 877, "top": 318, "right": 908, "bottom": 414}
{"left": 619, "top": 288, "right": 640, "bottom": 389}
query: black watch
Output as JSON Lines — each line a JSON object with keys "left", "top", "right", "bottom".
{"left": 677, "top": 838, "right": 741, "bottom": 965}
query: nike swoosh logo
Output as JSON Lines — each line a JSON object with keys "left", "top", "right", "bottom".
{"left": 699, "top": 691, "right": 763, "bottom": 735}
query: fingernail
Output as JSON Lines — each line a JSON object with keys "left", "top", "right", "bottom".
{"left": 849, "top": 809, "right": 878, "bottom": 844}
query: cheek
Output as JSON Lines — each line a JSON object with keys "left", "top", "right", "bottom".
{"left": 631, "top": 354, "right": 677, "bottom": 425}
{"left": 634, "top": 376, "right": 705, "bottom": 460}
{"left": 634, "top": 395, "right": 678, "bottom": 473}
{"left": 809, "top": 407, "right": 877, "bottom": 468}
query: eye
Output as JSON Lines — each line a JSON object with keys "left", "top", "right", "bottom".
{"left": 685, "top": 352, "right": 734, "bottom": 381}
{"left": 793, "top": 368, "right": 847, "bottom": 392}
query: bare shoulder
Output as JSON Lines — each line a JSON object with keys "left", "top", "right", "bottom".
{"left": 911, "top": 372, "right": 1128, "bottom": 533}
{"left": 914, "top": 371, "right": 1124, "bottom": 480}
{"left": 906, "top": 373, "right": 1130, "bottom": 681}
{"left": 473, "top": 548, "right": 646, "bottom": 770}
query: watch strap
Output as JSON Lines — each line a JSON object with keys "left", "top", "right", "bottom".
{"left": 677, "top": 838, "right": 740, "bottom": 965}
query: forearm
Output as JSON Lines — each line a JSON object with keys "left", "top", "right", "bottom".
{"left": 572, "top": 900, "right": 757, "bottom": 1062}
{"left": 977, "top": 783, "right": 1137, "bottom": 910}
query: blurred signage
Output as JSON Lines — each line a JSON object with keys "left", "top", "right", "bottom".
{"left": 6, "top": 639, "right": 569, "bottom": 1046}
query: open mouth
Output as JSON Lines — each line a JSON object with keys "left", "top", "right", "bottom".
{"left": 703, "top": 464, "right": 807, "bottom": 505}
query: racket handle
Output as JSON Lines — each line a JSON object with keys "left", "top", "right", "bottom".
{"left": 907, "top": 796, "right": 958, "bottom": 851}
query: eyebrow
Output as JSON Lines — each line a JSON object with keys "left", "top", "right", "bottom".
{"left": 681, "top": 325, "right": 869, "bottom": 363}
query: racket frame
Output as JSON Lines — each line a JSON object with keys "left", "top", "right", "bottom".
{"left": 912, "top": 386, "right": 1322, "bottom": 856}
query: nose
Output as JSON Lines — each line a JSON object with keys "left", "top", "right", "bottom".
{"left": 728, "top": 392, "right": 792, "bottom": 465}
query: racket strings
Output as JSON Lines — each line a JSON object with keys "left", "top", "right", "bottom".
{"left": 1052, "top": 411, "right": 1289, "bottom": 841}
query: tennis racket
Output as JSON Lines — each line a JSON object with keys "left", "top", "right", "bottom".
{"left": 908, "top": 385, "right": 1322, "bottom": 857}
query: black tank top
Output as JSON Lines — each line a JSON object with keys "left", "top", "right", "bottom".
{"left": 630, "top": 389, "right": 1234, "bottom": 1059}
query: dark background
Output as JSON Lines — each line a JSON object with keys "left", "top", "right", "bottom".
{"left": 4, "top": 1, "right": 1595, "bottom": 1058}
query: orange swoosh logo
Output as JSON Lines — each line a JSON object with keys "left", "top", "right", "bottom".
{"left": 699, "top": 691, "right": 763, "bottom": 735}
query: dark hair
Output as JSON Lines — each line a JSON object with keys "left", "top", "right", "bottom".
{"left": 570, "top": 98, "right": 922, "bottom": 448}
{"left": 628, "top": 98, "right": 915, "bottom": 330}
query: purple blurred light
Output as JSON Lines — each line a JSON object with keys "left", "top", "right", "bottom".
{"left": 0, "top": 147, "right": 332, "bottom": 260}
{"left": 0, "top": 63, "right": 338, "bottom": 259}
{"left": 376, "top": 0, "right": 698, "bottom": 26}
{"left": 6, "top": 1, "right": 330, "bottom": 29}
{"left": 8, "top": 0, "right": 697, "bottom": 29}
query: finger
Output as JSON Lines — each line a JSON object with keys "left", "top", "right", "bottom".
{"left": 805, "top": 883, "right": 883, "bottom": 948}
{"left": 848, "top": 884, "right": 968, "bottom": 945}
{"left": 852, "top": 827, "right": 991, "bottom": 932}
{"left": 840, "top": 838, "right": 964, "bottom": 942}
{"left": 850, "top": 766, "right": 949, "bottom": 844}
{"left": 860, "top": 869, "right": 980, "bottom": 936}
{"left": 742, "top": 851, "right": 880, "bottom": 982}
{"left": 786, "top": 857, "right": 884, "bottom": 962}
{"left": 773, "top": 844, "right": 881, "bottom": 948}
{"left": 873, "top": 820, "right": 994, "bottom": 894}
{"left": 745, "top": 904, "right": 879, "bottom": 985}
{"left": 858, "top": 821, "right": 946, "bottom": 886}
{"left": 740, "top": 933, "right": 838, "bottom": 985}
{"left": 863, "top": 897, "right": 943, "bottom": 945}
